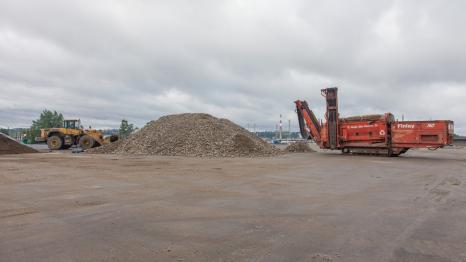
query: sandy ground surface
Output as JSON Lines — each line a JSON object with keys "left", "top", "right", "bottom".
{"left": 1, "top": 148, "right": 466, "bottom": 262}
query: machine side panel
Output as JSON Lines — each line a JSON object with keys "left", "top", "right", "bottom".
{"left": 340, "top": 120, "right": 388, "bottom": 145}
{"left": 391, "top": 120, "right": 453, "bottom": 147}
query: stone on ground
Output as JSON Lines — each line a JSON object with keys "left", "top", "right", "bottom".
{"left": 285, "top": 141, "right": 315, "bottom": 153}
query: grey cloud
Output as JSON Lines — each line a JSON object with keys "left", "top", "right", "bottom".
{"left": 0, "top": 0, "right": 465, "bottom": 134}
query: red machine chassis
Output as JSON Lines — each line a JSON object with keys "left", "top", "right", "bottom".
{"left": 295, "top": 88, "right": 454, "bottom": 156}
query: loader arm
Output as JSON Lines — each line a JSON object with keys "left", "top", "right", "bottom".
{"left": 295, "top": 100, "right": 321, "bottom": 142}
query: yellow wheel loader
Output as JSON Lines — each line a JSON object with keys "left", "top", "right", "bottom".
{"left": 36, "top": 119, "right": 118, "bottom": 150}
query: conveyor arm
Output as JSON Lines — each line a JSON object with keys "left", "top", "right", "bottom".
{"left": 295, "top": 100, "right": 321, "bottom": 142}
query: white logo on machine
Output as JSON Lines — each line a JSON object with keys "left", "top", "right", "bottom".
{"left": 426, "top": 123, "right": 436, "bottom": 128}
{"left": 349, "top": 124, "right": 378, "bottom": 129}
{"left": 397, "top": 123, "right": 415, "bottom": 129}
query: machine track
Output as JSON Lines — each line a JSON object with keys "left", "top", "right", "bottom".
{"left": 342, "top": 147, "right": 409, "bottom": 157}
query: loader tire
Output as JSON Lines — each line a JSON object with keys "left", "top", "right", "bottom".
{"left": 47, "top": 135, "right": 63, "bottom": 150}
{"left": 109, "top": 134, "right": 119, "bottom": 143}
{"left": 79, "top": 135, "right": 95, "bottom": 150}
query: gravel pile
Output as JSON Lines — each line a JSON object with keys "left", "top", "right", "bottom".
{"left": 89, "top": 113, "right": 279, "bottom": 157}
{"left": 0, "top": 133, "right": 38, "bottom": 155}
{"left": 285, "top": 141, "right": 315, "bottom": 153}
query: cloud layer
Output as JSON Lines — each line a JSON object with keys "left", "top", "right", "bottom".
{"left": 1, "top": 0, "right": 465, "bottom": 133}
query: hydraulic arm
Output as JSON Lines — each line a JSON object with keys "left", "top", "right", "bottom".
{"left": 295, "top": 100, "right": 321, "bottom": 143}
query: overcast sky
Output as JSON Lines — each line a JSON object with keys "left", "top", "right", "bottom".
{"left": 0, "top": 0, "right": 465, "bottom": 134}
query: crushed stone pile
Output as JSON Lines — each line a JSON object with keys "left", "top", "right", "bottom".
{"left": 89, "top": 113, "right": 279, "bottom": 157}
{"left": 285, "top": 141, "right": 315, "bottom": 153}
{"left": 0, "top": 133, "right": 38, "bottom": 155}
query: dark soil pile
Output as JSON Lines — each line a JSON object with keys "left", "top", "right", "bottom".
{"left": 89, "top": 113, "right": 279, "bottom": 157}
{"left": 285, "top": 141, "right": 315, "bottom": 153}
{"left": 0, "top": 133, "right": 38, "bottom": 155}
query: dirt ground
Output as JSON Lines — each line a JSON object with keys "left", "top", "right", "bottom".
{"left": 1, "top": 148, "right": 466, "bottom": 262}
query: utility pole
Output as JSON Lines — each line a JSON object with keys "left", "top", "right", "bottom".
{"left": 288, "top": 119, "right": 291, "bottom": 139}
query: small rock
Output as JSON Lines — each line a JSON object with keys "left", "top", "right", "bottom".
{"left": 285, "top": 141, "right": 315, "bottom": 153}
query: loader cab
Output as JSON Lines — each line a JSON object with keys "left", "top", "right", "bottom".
{"left": 63, "top": 119, "right": 81, "bottom": 129}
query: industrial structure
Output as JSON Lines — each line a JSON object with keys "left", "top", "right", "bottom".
{"left": 295, "top": 87, "right": 454, "bottom": 156}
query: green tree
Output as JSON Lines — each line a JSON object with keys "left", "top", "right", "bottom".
{"left": 27, "top": 110, "right": 64, "bottom": 144}
{"left": 0, "top": 128, "right": 8, "bottom": 136}
{"left": 119, "top": 119, "right": 135, "bottom": 139}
